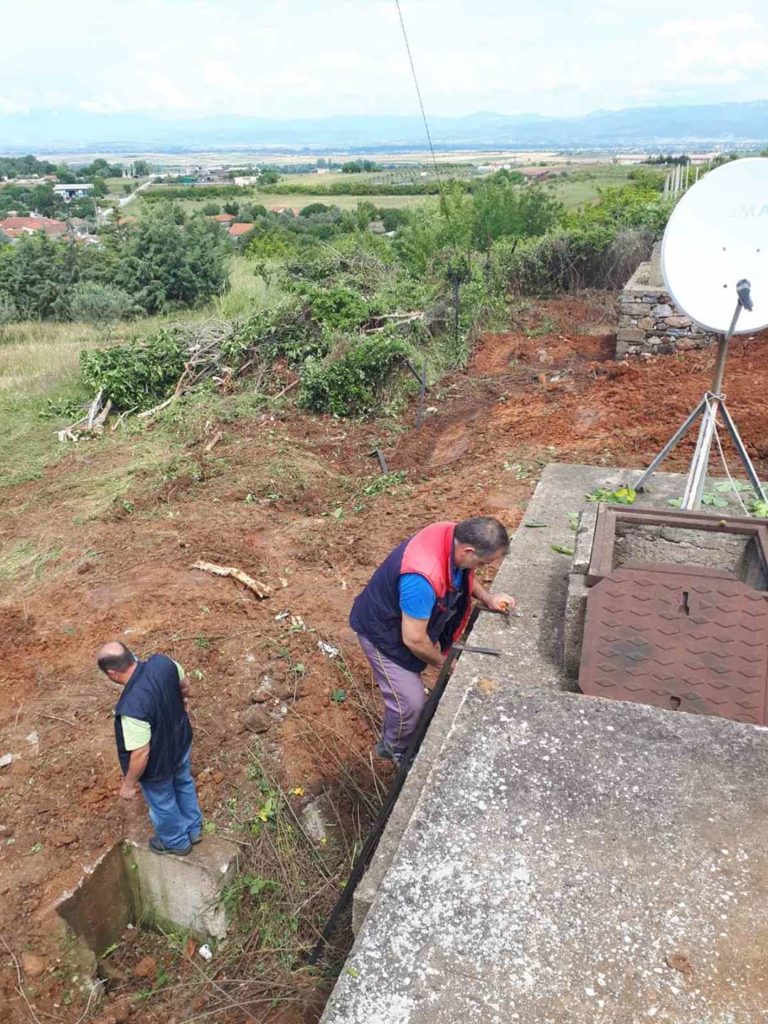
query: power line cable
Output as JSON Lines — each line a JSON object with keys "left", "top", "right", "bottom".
{"left": 393, "top": 0, "right": 461, "bottom": 255}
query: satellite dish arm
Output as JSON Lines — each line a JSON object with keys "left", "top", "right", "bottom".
{"left": 736, "top": 278, "right": 753, "bottom": 312}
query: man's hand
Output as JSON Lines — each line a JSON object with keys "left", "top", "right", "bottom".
{"left": 484, "top": 593, "right": 516, "bottom": 614}
{"left": 119, "top": 779, "right": 138, "bottom": 800}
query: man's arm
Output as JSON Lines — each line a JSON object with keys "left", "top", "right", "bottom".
{"left": 472, "top": 577, "right": 516, "bottom": 613}
{"left": 120, "top": 743, "right": 150, "bottom": 799}
{"left": 402, "top": 613, "right": 445, "bottom": 668}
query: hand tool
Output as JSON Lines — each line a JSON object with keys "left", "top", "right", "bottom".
{"left": 451, "top": 643, "right": 503, "bottom": 656}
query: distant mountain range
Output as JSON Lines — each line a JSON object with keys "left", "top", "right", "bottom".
{"left": 1, "top": 101, "right": 767, "bottom": 154}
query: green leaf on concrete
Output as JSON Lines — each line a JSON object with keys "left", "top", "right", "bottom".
{"left": 701, "top": 492, "right": 728, "bottom": 508}
{"left": 524, "top": 521, "right": 549, "bottom": 528}
{"left": 550, "top": 544, "right": 574, "bottom": 556}
{"left": 586, "top": 485, "right": 636, "bottom": 505}
{"left": 715, "top": 479, "right": 750, "bottom": 492}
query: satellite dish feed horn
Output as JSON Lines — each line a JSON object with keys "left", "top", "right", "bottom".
{"left": 634, "top": 158, "right": 768, "bottom": 509}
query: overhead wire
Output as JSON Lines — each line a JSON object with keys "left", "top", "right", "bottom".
{"left": 393, "top": 0, "right": 462, "bottom": 257}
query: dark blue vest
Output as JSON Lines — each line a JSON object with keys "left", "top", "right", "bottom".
{"left": 114, "top": 654, "right": 192, "bottom": 782}
{"left": 349, "top": 538, "right": 468, "bottom": 672}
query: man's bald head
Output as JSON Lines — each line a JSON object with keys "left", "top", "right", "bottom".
{"left": 97, "top": 641, "right": 136, "bottom": 678}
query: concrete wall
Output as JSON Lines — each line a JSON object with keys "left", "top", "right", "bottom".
{"left": 616, "top": 243, "right": 712, "bottom": 360}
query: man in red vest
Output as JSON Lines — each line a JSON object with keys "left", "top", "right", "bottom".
{"left": 349, "top": 517, "right": 514, "bottom": 763}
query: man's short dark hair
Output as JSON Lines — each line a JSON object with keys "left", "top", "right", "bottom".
{"left": 455, "top": 517, "right": 510, "bottom": 557}
{"left": 97, "top": 643, "right": 136, "bottom": 674}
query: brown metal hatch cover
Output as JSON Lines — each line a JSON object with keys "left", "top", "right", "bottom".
{"left": 579, "top": 564, "right": 768, "bottom": 725}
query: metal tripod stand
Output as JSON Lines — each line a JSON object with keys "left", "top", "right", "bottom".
{"left": 634, "top": 280, "right": 767, "bottom": 510}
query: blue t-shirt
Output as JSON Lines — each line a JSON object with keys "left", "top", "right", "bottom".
{"left": 399, "top": 567, "right": 463, "bottom": 619}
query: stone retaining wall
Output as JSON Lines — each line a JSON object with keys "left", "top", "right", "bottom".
{"left": 616, "top": 243, "right": 712, "bottom": 360}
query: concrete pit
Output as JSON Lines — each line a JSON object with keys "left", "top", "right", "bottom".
{"left": 55, "top": 836, "right": 238, "bottom": 964}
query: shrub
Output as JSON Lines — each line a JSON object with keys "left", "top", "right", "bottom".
{"left": 298, "top": 333, "right": 409, "bottom": 417}
{"left": 0, "top": 293, "right": 18, "bottom": 325}
{"left": 80, "top": 328, "right": 186, "bottom": 410}
{"left": 232, "top": 303, "right": 327, "bottom": 367}
{"left": 305, "top": 284, "right": 370, "bottom": 332}
{"left": 492, "top": 225, "right": 654, "bottom": 295}
{"left": 69, "top": 282, "right": 138, "bottom": 326}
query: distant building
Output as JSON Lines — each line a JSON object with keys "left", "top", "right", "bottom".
{"left": 233, "top": 176, "right": 260, "bottom": 187}
{"left": 3, "top": 174, "right": 57, "bottom": 186}
{"left": 212, "top": 213, "right": 236, "bottom": 223}
{"left": 53, "top": 183, "right": 94, "bottom": 201}
{"left": 228, "top": 223, "right": 254, "bottom": 238}
{"left": 0, "top": 215, "right": 68, "bottom": 239}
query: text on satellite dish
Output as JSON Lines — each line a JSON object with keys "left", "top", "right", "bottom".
{"left": 728, "top": 204, "right": 768, "bottom": 218}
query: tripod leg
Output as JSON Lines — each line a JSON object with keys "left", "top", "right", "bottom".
{"left": 717, "top": 402, "right": 768, "bottom": 504}
{"left": 682, "top": 398, "right": 718, "bottom": 509}
{"left": 634, "top": 398, "right": 706, "bottom": 492}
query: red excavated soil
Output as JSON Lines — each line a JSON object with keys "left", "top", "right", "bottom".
{"left": 2, "top": 294, "right": 768, "bottom": 1022}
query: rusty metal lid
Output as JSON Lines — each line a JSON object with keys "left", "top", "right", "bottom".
{"left": 579, "top": 565, "right": 768, "bottom": 725}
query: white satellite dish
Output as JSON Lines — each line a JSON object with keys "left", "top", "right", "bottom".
{"left": 635, "top": 157, "right": 768, "bottom": 510}
{"left": 662, "top": 157, "right": 768, "bottom": 334}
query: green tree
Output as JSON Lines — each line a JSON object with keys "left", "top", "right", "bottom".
{"left": 394, "top": 183, "right": 473, "bottom": 276}
{"left": 115, "top": 211, "right": 228, "bottom": 314}
{"left": 471, "top": 180, "right": 563, "bottom": 250}
{"left": 133, "top": 160, "right": 152, "bottom": 177}
{"left": 0, "top": 232, "right": 70, "bottom": 319}
{"left": 29, "top": 184, "right": 64, "bottom": 218}
{"left": 223, "top": 201, "right": 240, "bottom": 216}
{"left": 202, "top": 202, "right": 222, "bottom": 216}
{"left": 300, "top": 203, "right": 332, "bottom": 217}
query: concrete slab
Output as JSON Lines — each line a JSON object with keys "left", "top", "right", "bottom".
{"left": 323, "top": 688, "right": 768, "bottom": 1024}
{"left": 353, "top": 464, "right": 704, "bottom": 930}
{"left": 127, "top": 836, "right": 237, "bottom": 940}
{"left": 56, "top": 844, "right": 133, "bottom": 957}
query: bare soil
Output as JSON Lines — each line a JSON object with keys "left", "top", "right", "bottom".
{"left": 2, "top": 295, "right": 768, "bottom": 1022}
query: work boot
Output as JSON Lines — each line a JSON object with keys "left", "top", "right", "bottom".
{"left": 149, "top": 836, "right": 192, "bottom": 857}
{"left": 374, "top": 739, "right": 402, "bottom": 765}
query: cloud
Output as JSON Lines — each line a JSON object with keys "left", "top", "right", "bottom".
{"left": 0, "top": 0, "right": 766, "bottom": 121}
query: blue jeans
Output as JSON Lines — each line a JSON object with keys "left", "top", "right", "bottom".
{"left": 140, "top": 747, "right": 203, "bottom": 850}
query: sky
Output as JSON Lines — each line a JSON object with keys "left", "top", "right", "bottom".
{"left": 2, "top": 0, "right": 768, "bottom": 121}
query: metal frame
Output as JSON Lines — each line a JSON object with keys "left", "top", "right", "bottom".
{"left": 586, "top": 504, "right": 768, "bottom": 587}
{"left": 634, "top": 289, "right": 767, "bottom": 509}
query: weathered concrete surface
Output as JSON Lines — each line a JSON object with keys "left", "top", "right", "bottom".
{"left": 126, "top": 836, "right": 237, "bottom": 939}
{"left": 56, "top": 844, "right": 133, "bottom": 956}
{"left": 324, "top": 688, "right": 768, "bottom": 1024}
{"left": 353, "top": 464, "right": 701, "bottom": 930}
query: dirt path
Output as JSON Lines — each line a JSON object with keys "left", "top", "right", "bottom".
{"left": 2, "top": 295, "right": 768, "bottom": 1021}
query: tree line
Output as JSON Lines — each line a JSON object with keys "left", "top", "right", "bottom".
{"left": 0, "top": 210, "right": 228, "bottom": 323}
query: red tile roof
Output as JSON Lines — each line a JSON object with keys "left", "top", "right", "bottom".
{"left": 0, "top": 216, "right": 67, "bottom": 237}
{"left": 213, "top": 213, "right": 236, "bottom": 222}
{"left": 228, "top": 223, "right": 254, "bottom": 237}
